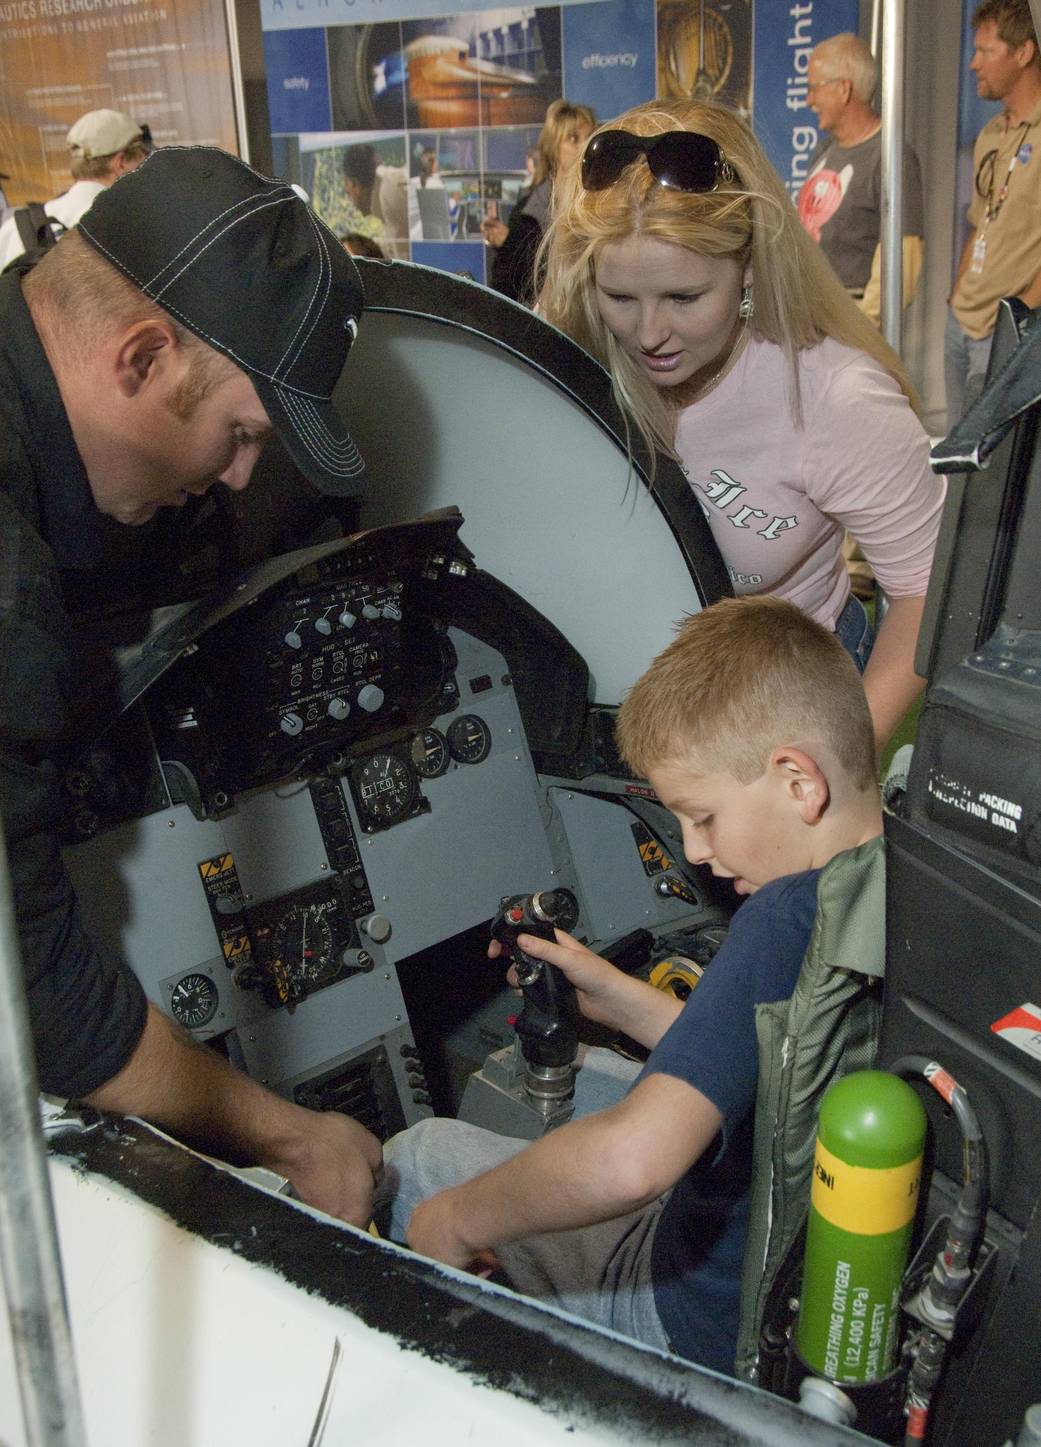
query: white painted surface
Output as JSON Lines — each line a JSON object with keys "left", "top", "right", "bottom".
{"left": 0, "top": 1149, "right": 656, "bottom": 1447}
{"left": 341, "top": 312, "right": 705, "bottom": 706}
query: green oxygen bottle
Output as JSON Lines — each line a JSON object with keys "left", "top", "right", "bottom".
{"left": 795, "top": 1070, "right": 926, "bottom": 1383}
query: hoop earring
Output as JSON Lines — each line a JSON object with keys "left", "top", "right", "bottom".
{"left": 738, "top": 284, "right": 754, "bottom": 320}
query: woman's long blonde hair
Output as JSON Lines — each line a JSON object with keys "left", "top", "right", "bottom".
{"left": 537, "top": 99, "right": 919, "bottom": 460}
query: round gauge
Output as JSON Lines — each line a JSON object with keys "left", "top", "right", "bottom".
{"left": 411, "top": 728, "right": 450, "bottom": 779}
{"left": 271, "top": 904, "right": 334, "bottom": 984}
{"left": 169, "top": 973, "right": 219, "bottom": 1030}
{"left": 355, "top": 750, "right": 418, "bottom": 823}
{"left": 447, "top": 714, "right": 492, "bottom": 765}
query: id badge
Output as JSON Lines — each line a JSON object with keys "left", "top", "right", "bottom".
{"left": 970, "top": 232, "right": 987, "bottom": 275}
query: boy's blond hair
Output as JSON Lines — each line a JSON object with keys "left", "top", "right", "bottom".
{"left": 616, "top": 597, "right": 877, "bottom": 790}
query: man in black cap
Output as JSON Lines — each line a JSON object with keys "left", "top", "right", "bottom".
{"left": 0, "top": 147, "right": 381, "bottom": 1226}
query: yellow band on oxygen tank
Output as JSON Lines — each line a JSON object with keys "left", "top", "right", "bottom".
{"left": 810, "top": 1139, "right": 922, "bottom": 1235}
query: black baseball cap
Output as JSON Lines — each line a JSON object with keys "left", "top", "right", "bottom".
{"left": 78, "top": 146, "right": 366, "bottom": 496}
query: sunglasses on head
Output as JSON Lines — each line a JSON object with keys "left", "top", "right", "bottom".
{"left": 581, "top": 130, "right": 735, "bottom": 194}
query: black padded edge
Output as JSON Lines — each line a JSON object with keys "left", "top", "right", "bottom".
{"left": 47, "top": 1113, "right": 864, "bottom": 1446}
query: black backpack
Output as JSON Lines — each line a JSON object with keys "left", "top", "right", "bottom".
{"left": 3, "top": 203, "right": 64, "bottom": 272}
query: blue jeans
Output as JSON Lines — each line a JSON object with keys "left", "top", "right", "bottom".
{"left": 944, "top": 307, "right": 993, "bottom": 431}
{"left": 834, "top": 593, "right": 874, "bottom": 674}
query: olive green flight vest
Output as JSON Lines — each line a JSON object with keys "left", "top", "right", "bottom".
{"left": 734, "top": 833, "right": 886, "bottom": 1383}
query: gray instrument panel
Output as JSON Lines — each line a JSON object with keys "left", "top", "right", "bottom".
{"left": 61, "top": 516, "right": 717, "bottom": 1137}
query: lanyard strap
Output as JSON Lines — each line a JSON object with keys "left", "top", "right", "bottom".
{"left": 984, "top": 120, "right": 1032, "bottom": 226}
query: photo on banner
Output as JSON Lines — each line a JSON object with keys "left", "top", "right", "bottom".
{"left": 262, "top": 0, "right": 864, "bottom": 281}
{"left": 656, "top": 0, "right": 751, "bottom": 117}
{"left": 329, "top": 21, "right": 410, "bottom": 131}
{"left": 401, "top": 9, "right": 562, "bottom": 130}
{"left": 561, "top": 0, "right": 654, "bottom": 116}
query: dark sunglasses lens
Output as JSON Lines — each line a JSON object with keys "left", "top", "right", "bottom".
{"left": 581, "top": 131, "right": 644, "bottom": 190}
{"left": 581, "top": 130, "right": 726, "bottom": 194}
{"left": 647, "top": 132, "right": 720, "bottom": 190}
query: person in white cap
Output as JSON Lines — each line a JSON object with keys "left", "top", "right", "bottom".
{"left": 0, "top": 108, "right": 150, "bottom": 271}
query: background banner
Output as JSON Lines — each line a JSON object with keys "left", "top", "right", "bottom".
{"left": 752, "top": 0, "right": 858, "bottom": 200}
{"left": 0, "top": 0, "right": 238, "bottom": 205}
{"left": 263, "top": 0, "right": 863, "bottom": 284}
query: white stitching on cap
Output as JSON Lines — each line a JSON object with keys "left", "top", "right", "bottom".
{"left": 272, "top": 208, "right": 325, "bottom": 384}
{"left": 148, "top": 192, "right": 286, "bottom": 291}
{"left": 80, "top": 218, "right": 336, "bottom": 398}
{"left": 279, "top": 389, "right": 364, "bottom": 475}
{"left": 151, "top": 194, "right": 292, "bottom": 299}
{"left": 281, "top": 391, "right": 362, "bottom": 474}
{"left": 79, "top": 187, "right": 294, "bottom": 293}
{"left": 279, "top": 210, "right": 336, "bottom": 380}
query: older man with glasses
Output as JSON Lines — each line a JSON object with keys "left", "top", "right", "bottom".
{"left": 796, "top": 32, "right": 924, "bottom": 330}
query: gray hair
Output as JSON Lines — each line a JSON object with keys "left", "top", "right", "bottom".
{"left": 812, "top": 32, "right": 878, "bottom": 103}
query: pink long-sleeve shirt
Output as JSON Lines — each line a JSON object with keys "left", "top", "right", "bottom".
{"left": 674, "top": 336, "right": 946, "bottom": 628}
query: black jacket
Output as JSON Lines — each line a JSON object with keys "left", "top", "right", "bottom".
{"left": 0, "top": 266, "right": 147, "bottom": 1097}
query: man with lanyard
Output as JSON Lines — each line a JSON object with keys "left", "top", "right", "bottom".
{"left": 0, "top": 147, "right": 383, "bottom": 1226}
{"left": 947, "top": 0, "right": 1041, "bottom": 426}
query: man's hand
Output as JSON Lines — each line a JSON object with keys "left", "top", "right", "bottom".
{"left": 270, "top": 1107, "right": 383, "bottom": 1229}
{"left": 407, "top": 1185, "right": 501, "bottom": 1275}
{"left": 85, "top": 1004, "right": 383, "bottom": 1230}
{"left": 481, "top": 217, "right": 508, "bottom": 248}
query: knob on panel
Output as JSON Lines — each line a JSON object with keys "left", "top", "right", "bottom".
{"left": 357, "top": 684, "right": 385, "bottom": 713}
{"left": 363, "top": 913, "right": 392, "bottom": 944}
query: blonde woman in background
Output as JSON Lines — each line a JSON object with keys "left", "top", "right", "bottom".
{"left": 483, "top": 98, "right": 596, "bottom": 304}
{"left": 538, "top": 99, "right": 945, "bottom": 751}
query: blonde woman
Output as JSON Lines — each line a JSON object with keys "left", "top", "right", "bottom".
{"left": 539, "top": 99, "right": 945, "bottom": 751}
{"left": 483, "top": 98, "right": 596, "bottom": 304}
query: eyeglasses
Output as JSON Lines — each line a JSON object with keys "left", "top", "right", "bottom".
{"left": 580, "top": 130, "right": 735, "bottom": 194}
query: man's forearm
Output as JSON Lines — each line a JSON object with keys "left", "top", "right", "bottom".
{"left": 84, "top": 1003, "right": 382, "bottom": 1225}
{"left": 86, "top": 1004, "right": 295, "bottom": 1163}
{"left": 859, "top": 237, "right": 924, "bottom": 326}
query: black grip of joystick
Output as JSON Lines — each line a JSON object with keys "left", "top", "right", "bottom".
{"left": 491, "top": 891, "right": 580, "bottom": 1068}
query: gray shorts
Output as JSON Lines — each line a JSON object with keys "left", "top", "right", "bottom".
{"left": 374, "top": 1107, "right": 671, "bottom": 1353}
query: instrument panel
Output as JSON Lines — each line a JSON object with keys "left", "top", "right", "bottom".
{"left": 61, "top": 511, "right": 725, "bottom": 1139}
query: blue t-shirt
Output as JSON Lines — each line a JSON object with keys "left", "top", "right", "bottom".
{"left": 640, "top": 868, "right": 821, "bottom": 1374}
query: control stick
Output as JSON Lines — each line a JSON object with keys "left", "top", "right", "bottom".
{"left": 491, "top": 890, "right": 580, "bottom": 1115}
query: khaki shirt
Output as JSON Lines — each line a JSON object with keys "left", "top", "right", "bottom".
{"left": 953, "top": 97, "right": 1041, "bottom": 339}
